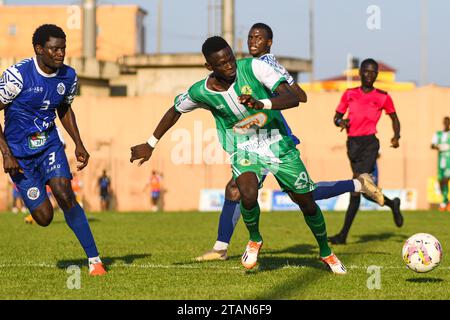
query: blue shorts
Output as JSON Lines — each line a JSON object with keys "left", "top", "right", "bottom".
{"left": 10, "top": 142, "right": 72, "bottom": 211}
{"left": 12, "top": 188, "right": 21, "bottom": 199}
{"left": 151, "top": 191, "right": 161, "bottom": 199}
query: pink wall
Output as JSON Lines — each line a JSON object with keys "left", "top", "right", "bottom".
{"left": 1, "top": 86, "right": 449, "bottom": 211}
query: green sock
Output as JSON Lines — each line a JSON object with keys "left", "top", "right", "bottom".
{"left": 240, "top": 202, "right": 263, "bottom": 242}
{"left": 442, "top": 184, "right": 449, "bottom": 203}
{"left": 303, "top": 206, "right": 332, "bottom": 257}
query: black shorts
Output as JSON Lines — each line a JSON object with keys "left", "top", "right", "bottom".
{"left": 100, "top": 190, "right": 110, "bottom": 201}
{"left": 346, "top": 134, "right": 379, "bottom": 175}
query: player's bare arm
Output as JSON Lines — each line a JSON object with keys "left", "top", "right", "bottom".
{"left": 57, "top": 102, "right": 89, "bottom": 170}
{"left": 130, "top": 106, "right": 181, "bottom": 166}
{"left": 388, "top": 112, "right": 401, "bottom": 148}
{"left": 0, "top": 101, "right": 21, "bottom": 175}
{"left": 334, "top": 112, "right": 350, "bottom": 132}
{"left": 290, "top": 83, "right": 307, "bottom": 103}
{"left": 238, "top": 82, "right": 300, "bottom": 110}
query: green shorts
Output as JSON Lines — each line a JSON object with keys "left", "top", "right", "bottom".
{"left": 231, "top": 149, "right": 316, "bottom": 194}
{"left": 438, "top": 153, "right": 450, "bottom": 180}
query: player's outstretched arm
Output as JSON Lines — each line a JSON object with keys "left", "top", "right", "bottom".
{"left": 57, "top": 102, "right": 90, "bottom": 170}
{"left": 388, "top": 112, "right": 401, "bottom": 148}
{"left": 0, "top": 101, "right": 21, "bottom": 175}
{"left": 238, "top": 82, "right": 300, "bottom": 111}
{"left": 130, "top": 106, "right": 181, "bottom": 167}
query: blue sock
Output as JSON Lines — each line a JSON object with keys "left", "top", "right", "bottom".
{"left": 313, "top": 180, "right": 355, "bottom": 201}
{"left": 217, "top": 199, "right": 240, "bottom": 244}
{"left": 64, "top": 204, "right": 99, "bottom": 258}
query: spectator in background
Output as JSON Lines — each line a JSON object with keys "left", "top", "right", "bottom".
{"left": 144, "top": 170, "right": 162, "bottom": 212}
{"left": 98, "top": 170, "right": 111, "bottom": 211}
{"left": 71, "top": 172, "right": 83, "bottom": 207}
{"left": 9, "top": 179, "right": 26, "bottom": 214}
{"left": 431, "top": 116, "right": 450, "bottom": 211}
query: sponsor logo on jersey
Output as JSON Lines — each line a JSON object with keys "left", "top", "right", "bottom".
{"left": 233, "top": 113, "right": 267, "bottom": 134}
{"left": 216, "top": 104, "right": 225, "bottom": 110}
{"left": 240, "top": 85, "right": 253, "bottom": 95}
{"left": 28, "top": 131, "right": 48, "bottom": 149}
{"left": 57, "top": 82, "right": 66, "bottom": 95}
{"left": 27, "top": 187, "right": 40, "bottom": 200}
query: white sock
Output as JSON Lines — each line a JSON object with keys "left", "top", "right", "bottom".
{"left": 353, "top": 179, "right": 362, "bottom": 192}
{"left": 213, "top": 241, "right": 229, "bottom": 251}
{"left": 88, "top": 256, "right": 101, "bottom": 265}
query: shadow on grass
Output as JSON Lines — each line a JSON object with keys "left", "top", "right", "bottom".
{"left": 174, "top": 244, "right": 320, "bottom": 269}
{"left": 353, "top": 232, "right": 405, "bottom": 244}
{"left": 50, "top": 218, "right": 100, "bottom": 225}
{"left": 258, "top": 256, "right": 325, "bottom": 272}
{"left": 406, "top": 278, "right": 444, "bottom": 283}
{"left": 56, "top": 253, "right": 151, "bottom": 269}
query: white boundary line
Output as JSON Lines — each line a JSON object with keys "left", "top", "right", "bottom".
{"left": 0, "top": 263, "right": 448, "bottom": 270}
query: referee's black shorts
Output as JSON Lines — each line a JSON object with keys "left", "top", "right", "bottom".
{"left": 346, "top": 134, "right": 380, "bottom": 175}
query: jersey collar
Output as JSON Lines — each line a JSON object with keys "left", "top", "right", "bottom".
{"left": 32, "top": 57, "right": 59, "bottom": 78}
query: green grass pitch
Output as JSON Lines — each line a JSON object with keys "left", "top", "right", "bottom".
{"left": 0, "top": 210, "right": 448, "bottom": 300}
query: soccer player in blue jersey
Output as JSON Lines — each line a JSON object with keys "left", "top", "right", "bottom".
{"left": 195, "top": 23, "right": 384, "bottom": 261}
{"left": 0, "top": 24, "right": 106, "bottom": 276}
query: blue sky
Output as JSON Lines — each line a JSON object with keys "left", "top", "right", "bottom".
{"left": 9, "top": 0, "right": 450, "bottom": 86}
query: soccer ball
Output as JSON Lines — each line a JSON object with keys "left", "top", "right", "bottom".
{"left": 402, "top": 233, "right": 442, "bottom": 273}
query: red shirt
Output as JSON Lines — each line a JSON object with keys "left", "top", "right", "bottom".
{"left": 336, "top": 87, "right": 396, "bottom": 137}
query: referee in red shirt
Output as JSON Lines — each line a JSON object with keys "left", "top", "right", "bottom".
{"left": 329, "top": 58, "right": 404, "bottom": 245}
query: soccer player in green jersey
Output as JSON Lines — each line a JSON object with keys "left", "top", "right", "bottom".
{"left": 130, "top": 36, "right": 347, "bottom": 274}
{"left": 431, "top": 116, "right": 450, "bottom": 211}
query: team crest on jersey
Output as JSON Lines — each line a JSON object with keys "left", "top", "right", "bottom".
{"left": 239, "top": 159, "right": 252, "bottom": 166}
{"left": 27, "top": 187, "right": 40, "bottom": 201}
{"left": 240, "top": 85, "right": 252, "bottom": 95}
{"left": 57, "top": 82, "right": 66, "bottom": 95}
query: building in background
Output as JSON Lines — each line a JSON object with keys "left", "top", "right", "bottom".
{"left": 302, "top": 58, "right": 416, "bottom": 92}
{"left": 0, "top": 4, "right": 147, "bottom": 61}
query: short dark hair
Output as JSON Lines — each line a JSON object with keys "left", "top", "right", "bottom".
{"left": 32, "top": 24, "right": 66, "bottom": 48}
{"left": 202, "top": 36, "right": 230, "bottom": 59}
{"left": 360, "top": 58, "right": 378, "bottom": 70}
{"left": 251, "top": 23, "right": 273, "bottom": 40}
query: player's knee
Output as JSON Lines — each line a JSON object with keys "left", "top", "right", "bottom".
{"left": 225, "top": 179, "right": 241, "bottom": 202}
{"left": 239, "top": 188, "right": 258, "bottom": 209}
{"left": 299, "top": 201, "right": 317, "bottom": 216}
{"left": 54, "top": 190, "right": 76, "bottom": 211}
{"left": 32, "top": 209, "right": 53, "bottom": 227}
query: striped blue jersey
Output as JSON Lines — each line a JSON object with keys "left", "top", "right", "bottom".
{"left": 259, "top": 53, "right": 300, "bottom": 145}
{"left": 0, "top": 57, "right": 77, "bottom": 157}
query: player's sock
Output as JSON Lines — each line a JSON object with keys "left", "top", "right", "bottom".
{"left": 88, "top": 256, "right": 102, "bottom": 264}
{"left": 213, "top": 241, "right": 229, "bottom": 251}
{"left": 383, "top": 196, "right": 395, "bottom": 209}
{"left": 313, "top": 180, "right": 357, "bottom": 201}
{"left": 64, "top": 203, "right": 99, "bottom": 258}
{"left": 303, "top": 206, "right": 332, "bottom": 257}
{"left": 217, "top": 199, "right": 240, "bottom": 244}
{"left": 339, "top": 193, "right": 361, "bottom": 239}
{"left": 240, "top": 202, "right": 262, "bottom": 242}
{"left": 442, "top": 184, "right": 449, "bottom": 204}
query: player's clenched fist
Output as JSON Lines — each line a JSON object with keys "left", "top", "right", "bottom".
{"left": 238, "top": 94, "right": 264, "bottom": 110}
{"left": 130, "top": 143, "right": 153, "bottom": 166}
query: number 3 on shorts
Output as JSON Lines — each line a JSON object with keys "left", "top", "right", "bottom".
{"left": 49, "top": 152, "right": 56, "bottom": 165}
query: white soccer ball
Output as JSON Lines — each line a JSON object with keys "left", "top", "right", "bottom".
{"left": 402, "top": 233, "right": 443, "bottom": 273}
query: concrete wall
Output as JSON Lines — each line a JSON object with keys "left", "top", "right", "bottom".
{"left": 1, "top": 86, "right": 449, "bottom": 211}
